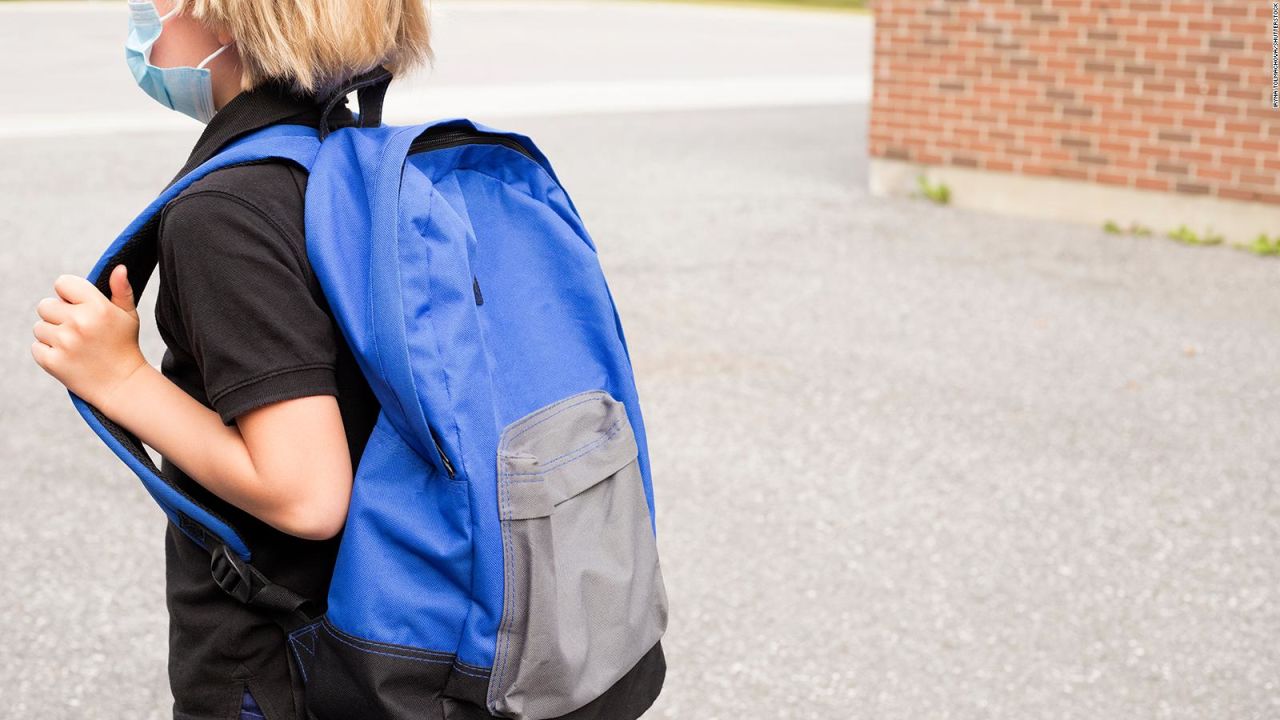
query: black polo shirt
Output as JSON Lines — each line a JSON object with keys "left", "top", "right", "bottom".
{"left": 153, "top": 79, "right": 380, "bottom": 720}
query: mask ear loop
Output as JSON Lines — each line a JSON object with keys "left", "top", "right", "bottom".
{"left": 196, "top": 40, "right": 234, "bottom": 70}
{"left": 157, "top": 2, "right": 181, "bottom": 23}
{"left": 155, "top": 1, "right": 232, "bottom": 70}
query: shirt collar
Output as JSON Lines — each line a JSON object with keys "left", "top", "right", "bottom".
{"left": 168, "top": 78, "right": 355, "bottom": 186}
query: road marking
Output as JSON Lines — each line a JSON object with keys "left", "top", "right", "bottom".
{"left": 0, "top": 75, "right": 868, "bottom": 139}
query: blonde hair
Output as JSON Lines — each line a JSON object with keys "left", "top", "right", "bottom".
{"left": 175, "top": 0, "right": 433, "bottom": 97}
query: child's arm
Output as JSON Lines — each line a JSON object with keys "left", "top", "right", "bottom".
{"left": 32, "top": 268, "right": 352, "bottom": 541}
{"left": 103, "top": 358, "right": 353, "bottom": 541}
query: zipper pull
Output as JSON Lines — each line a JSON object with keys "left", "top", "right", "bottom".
{"left": 428, "top": 425, "right": 456, "bottom": 478}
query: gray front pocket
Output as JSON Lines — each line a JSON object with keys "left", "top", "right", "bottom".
{"left": 488, "top": 389, "right": 669, "bottom": 720}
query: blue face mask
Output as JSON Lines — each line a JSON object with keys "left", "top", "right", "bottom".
{"left": 125, "top": 0, "right": 234, "bottom": 124}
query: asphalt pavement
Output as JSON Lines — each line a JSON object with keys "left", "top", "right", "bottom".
{"left": 1, "top": 2, "right": 1277, "bottom": 719}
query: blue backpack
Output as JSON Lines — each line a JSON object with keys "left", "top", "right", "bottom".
{"left": 70, "top": 70, "right": 669, "bottom": 720}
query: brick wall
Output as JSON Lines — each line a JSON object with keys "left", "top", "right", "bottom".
{"left": 869, "top": 0, "right": 1280, "bottom": 206}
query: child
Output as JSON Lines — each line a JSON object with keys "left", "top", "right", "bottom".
{"left": 30, "top": 0, "right": 431, "bottom": 717}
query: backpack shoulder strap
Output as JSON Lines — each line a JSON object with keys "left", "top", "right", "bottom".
{"left": 69, "top": 123, "right": 322, "bottom": 563}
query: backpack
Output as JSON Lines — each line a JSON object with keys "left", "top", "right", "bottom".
{"left": 69, "top": 68, "right": 669, "bottom": 720}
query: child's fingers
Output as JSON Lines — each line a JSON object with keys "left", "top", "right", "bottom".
{"left": 34, "top": 296, "right": 72, "bottom": 325}
{"left": 30, "top": 339, "right": 56, "bottom": 369}
{"left": 32, "top": 319, "right": 61, "bottom": 348}
{"left": 108, "top": 264, "right": 137, "bottom": 314}
{"left": 51, "top": 274, "right": 100, "bottom": 305}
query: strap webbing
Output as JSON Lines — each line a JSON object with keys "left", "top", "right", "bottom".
{"left": 209, "top": 543, "right": 319, "bottom": 634}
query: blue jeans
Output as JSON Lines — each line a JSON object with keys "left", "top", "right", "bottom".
{"left": 239, "top": 688, "right": 266, "bottom": 720}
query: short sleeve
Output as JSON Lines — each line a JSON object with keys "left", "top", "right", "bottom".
{"left": 158, "top": 189, "right": 339, "bottom": 426}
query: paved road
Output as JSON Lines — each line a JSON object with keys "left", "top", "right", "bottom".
{"left": 2, "top": 2, "right": 1279, "bottom": 720}
{"left": 0, "top": 0, "right": 869, "bottom": 136}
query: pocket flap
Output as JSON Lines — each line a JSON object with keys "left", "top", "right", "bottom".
{"left": 498, "top": 390, "right": 639, "bottom": 520}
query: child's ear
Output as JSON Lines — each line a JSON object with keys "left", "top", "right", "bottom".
{"left": 212, "top": 20, "right": 235, "bottom": 46}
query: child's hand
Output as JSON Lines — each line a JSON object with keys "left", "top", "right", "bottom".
{"left": 31, "top": 265, "right": 147, "bottom": 412}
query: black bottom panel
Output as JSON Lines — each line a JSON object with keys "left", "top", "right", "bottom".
{"left": 290, "top": 617, "right": 666, "bottom": 720}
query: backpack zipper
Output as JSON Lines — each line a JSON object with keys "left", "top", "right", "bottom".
{"left": 407, "top": 125, "right": 530, "bottom": 481}
{"left": 407, "top": 128, "right": 536, "bottom": 160}
{"left": 428, "top": 424, "right": 457, "bottom": 478}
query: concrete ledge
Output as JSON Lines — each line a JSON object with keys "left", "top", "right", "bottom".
{"left": 870, "top": 157, "right": 1280, "bottom": 243}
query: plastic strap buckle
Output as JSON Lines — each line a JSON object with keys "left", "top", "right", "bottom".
{"left": 210, "top": 543, "right": 258, "bottom": 604}
{"left": 209, "top": 543, "right": 321, "bottom": 634}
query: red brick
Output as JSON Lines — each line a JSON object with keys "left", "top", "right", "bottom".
{"left": 1163, "top": 99, "right": 1200, "bottom": 112}
{"left": 1060, "top": 134, "right": 1094, "bottom": 149}
{"left": 1176, "top": 181, "right": 1212, "bottom": 194}
{"left": 1195, "top": 167, "right": 1234, "bottom": 182}
{"left": 1022, "top": 163, "right": 1056, "bottom": 177}
{"left": 1224, "top": 55, "right": 1266, "bottom": 71}
{"left": 1158, "top": 128, "right": 1194, "bottom": 142}
{"left": 1139, "top": 111, "right": 1179, "bottom": 125}
{"left": 1168, "top": 2, "right": 1208, "bottom": 15}
{"left": 1164, "top": 35, "right": 1204, "bottom": 49}
{"left": 1176, "top": 147, "right": 1216, "bottom": 163}
{"left": 1210, "top": 4, "right": 1249, "bottom": 18}
{"left": 1098, "top": 108, "right": 1138, "bottom": 124}
{"left": 1203, "top": 102, "right": 1245, "bottom": 117}
{"left": 869, "top": 0, "right": 1272, "bottom": 206}
{"left": 1024, "top": 130, "right": 1056, "bottom": 146}
{"left": 1223, "top": 119, "right": 1264, "bottom": 134}
{"left": 1164, "top": 67, "right": 1201, "bottom": 81}
{"left": 1114, "top": 125, "right": 1154, "bottom": 140}
{"left": 1138, "top": 145, "right": 1176, "bottom": 161}
{"left": 1184, "top": 117, "right": 1224, "bottom": 131}
{"left": 1186, "top": 19, "right": 1226, "bottom": 33}
{"left": 1143, "top": 49, "right": 1181, "bottom": 63}
{"left": 1054, "top": 166, "right": 1091, "bottom": 180}
{"left": 1205, "top": 69, "right": 1243, "bottom": 84}
{"left": 1126, "top": 31, "right": 1166, "bottom": 46}
{"left": 1239, "top": 171, "right": 1276, "bottom": 187}
{"left": 1101, "top": 77, "right": 1139, "bottom": 92}
{"left": 1219, "top": 151, "right": 1261, "bottom": 168}
{"left": 1183, "top": 52, "right": 1222, "bottom": 66}
{"left": 1114, "top": 157, "right": 1153, "bottom": 172}
{"left": 1095, "top": 171, "right": 1133, "bottom": 185}
{"left": 1242, "top": 138, "right": 1280, "bottom": 152}
{"left": 1225, "top": 88, "right": 1265, "bottom": 102}
{"left": 1144, "top": 17, "right": 1183, "bottom": 31}
{"left": 1261, "top": 156, "right": 1280, "bottom": 174}
{"left": 1218, "top": 187, "right": 1258, "bottom": 202}
{"left": 1154, "top": 158, "right": 1193, "bottom": 174}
